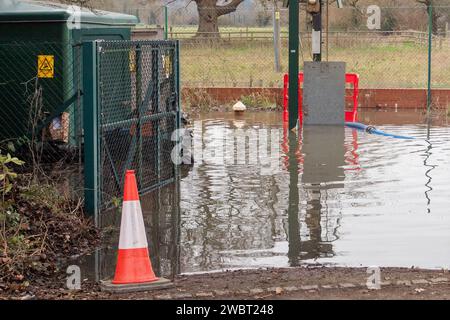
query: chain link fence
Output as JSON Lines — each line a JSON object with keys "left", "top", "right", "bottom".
{"left": 97, "top": 40, "right": 180, "bottom": 211}
{"left": 158, "top": 4, "right": 450, "bottom": 91}
{"left": 0, "top": 41, "right": 84, "bottom": 194}
{"left": 0, "top": 39, "right": 181, "bottom": 216}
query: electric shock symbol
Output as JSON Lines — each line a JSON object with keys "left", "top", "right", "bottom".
{"left": 37, "top": 55, "right": 54, "bottom": 78}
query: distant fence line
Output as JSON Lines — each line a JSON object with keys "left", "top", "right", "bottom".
{"left": 170, "top": 27, "right": 450, "bottom": 90}
{"left": 169, "top": 29, "right": 450, "bottom": 47}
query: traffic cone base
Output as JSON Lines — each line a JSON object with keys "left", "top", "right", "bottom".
{"left": 112, "top": 248, "right": 158, "bottom": 284}
{"left": 100, "top": 277, "right": 173, "bottom": 293}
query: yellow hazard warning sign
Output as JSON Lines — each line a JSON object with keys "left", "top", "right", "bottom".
{"left": 37, "top": 55, "right": 54, "bottom": 78}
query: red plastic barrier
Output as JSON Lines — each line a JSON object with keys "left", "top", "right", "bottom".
{"left": 283, "top": 73, "right": 359, "bottom": 123}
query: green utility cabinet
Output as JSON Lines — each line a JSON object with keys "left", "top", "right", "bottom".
{"left": 0, "top": 0, "right": 138, "bottom": 145}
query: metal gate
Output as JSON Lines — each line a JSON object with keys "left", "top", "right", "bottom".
{"left": 83, "top": 40, "right": 180, "bottom": 219}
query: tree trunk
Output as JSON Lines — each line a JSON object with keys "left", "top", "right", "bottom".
{"left": 194, "top": 0, "right": 245, "bottom": 38}
{"left": 196, "top": 0, "right": 220, "bottom": 38}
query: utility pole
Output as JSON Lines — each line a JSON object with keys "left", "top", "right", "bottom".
{"left": 307, "top": 0, "right": 322, "bottom": 61}
{"left": 285, "top": 0, "right": 300, "bottom": 130}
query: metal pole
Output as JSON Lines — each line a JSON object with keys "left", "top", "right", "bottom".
{"left": 273, "top": 4, "right": 281, "bottom": 72}
{"left": 312, "top": 0, "right": 322, "bottom": 62}
{"left": 82, "top": 41, "right": 100, "bottom": 220}
{"left": 151, "top": 49, "right": 161, "bottom": 183}
{"left": 164, "top": 6, "right": 169, "bottom": 40}
{"left": 136, "top": 45, "right": 143, "bottom": 186}
{"left": 427, "top": 3, "right": 432, "bottom": 114}
{"left": 326, "top": 0, "right": 329, "bottom": 62}
{"left": 288, "top": 0, "right": 299, "bottom": 130}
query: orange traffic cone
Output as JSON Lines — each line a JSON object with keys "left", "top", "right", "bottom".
{"left": 101, "top": 170, "right": 172, "bottom": 292}
{"left": 112, "top": 170, "right": 157, "bottom": 284}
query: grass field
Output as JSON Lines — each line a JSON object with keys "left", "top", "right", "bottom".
{"left": 169, "top": 25, "right": 289, "bottom": 34}
{"left": 177, "top": 37, "right": 450, "bottom": 89}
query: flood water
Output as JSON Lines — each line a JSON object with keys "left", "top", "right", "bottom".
{"left": 80, "top": 110, "right": 450, "bottom": 280}
{"left": 180, "top": 110, "right": 450, "bottom": 272}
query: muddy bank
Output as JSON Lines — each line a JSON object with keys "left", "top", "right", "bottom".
{"left": 2, "top": 267, "right": 450, "bottom": 300}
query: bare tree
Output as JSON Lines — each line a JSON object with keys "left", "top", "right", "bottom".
{"left": 346, "top": 0, "right": 363, "bottom": 29}
{"left": 52, "top": 0, "right": 246, "bottom": 37}
{"left": 193, "top": 0, "right": 246, "bottom": 37}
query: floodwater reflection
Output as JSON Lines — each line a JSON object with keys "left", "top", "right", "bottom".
{"left": 75, "top": 111, "right": 450, "bottom": 280}
{"left": 288, "top": 126, "right": 346, "bottom": 265}
{"left": 424, "top": 123, "right": 436, "bottom": 213}
{"left": 179, "top": 111, "right": 450, "bottom": 272}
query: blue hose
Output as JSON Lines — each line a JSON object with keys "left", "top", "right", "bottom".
{"left": 345, "top": 122, "right": 415, "bottom": 140}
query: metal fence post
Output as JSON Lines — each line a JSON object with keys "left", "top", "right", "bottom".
{"left": 164, "top": 6, "right": 169, "bottom": 40}
{"left": 427, "top": 3, "right": 433, "bottom": 114}
{"left": 273, "top": 5, "right": 281, "bottom": 73}
{"left": 175, "top": 40, "right": 181, "bottom": 181}
{"left": 151, "top": 48, "right": 161, "bottom": 183}
{"left": 136, "top": 44, "right": 143, "bottom": 187}
{"left": 173, "top": 42, "right": 182, "bottom": 271}
{"left": 288, "top": 0, "right": 300, "bottom": 130}
{"left": 82, "top": 41, "right": 100, "bottom": 221}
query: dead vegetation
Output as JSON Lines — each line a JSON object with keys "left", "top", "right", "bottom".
{"left": 0, "top": 171, "right": 100, "bottom": 293}
{"left": 0, "top": 176, "right": 99, "bottom": 291}
{"left": 181, "top": 87, "right": 282, "bottom": 118}
{"left": 0, "top": 58, "right": 99, "bottom": 296}
{"left": 181, "top": 88, "right": 224, "bottom": 117}
{"left": 240, "top": 90, "right": 281, "bottom": 111}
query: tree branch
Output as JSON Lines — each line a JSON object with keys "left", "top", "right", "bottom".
{"left": 216, "top": 0, "right": 246, "bottom": 17}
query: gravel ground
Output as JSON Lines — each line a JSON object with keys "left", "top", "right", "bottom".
{"left": 2, "top": 266, "right": 450, "bottom": 300}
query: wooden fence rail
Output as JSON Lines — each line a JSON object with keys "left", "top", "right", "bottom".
{"left": 169, "top": 30, "right": 450, "bottom": 47}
